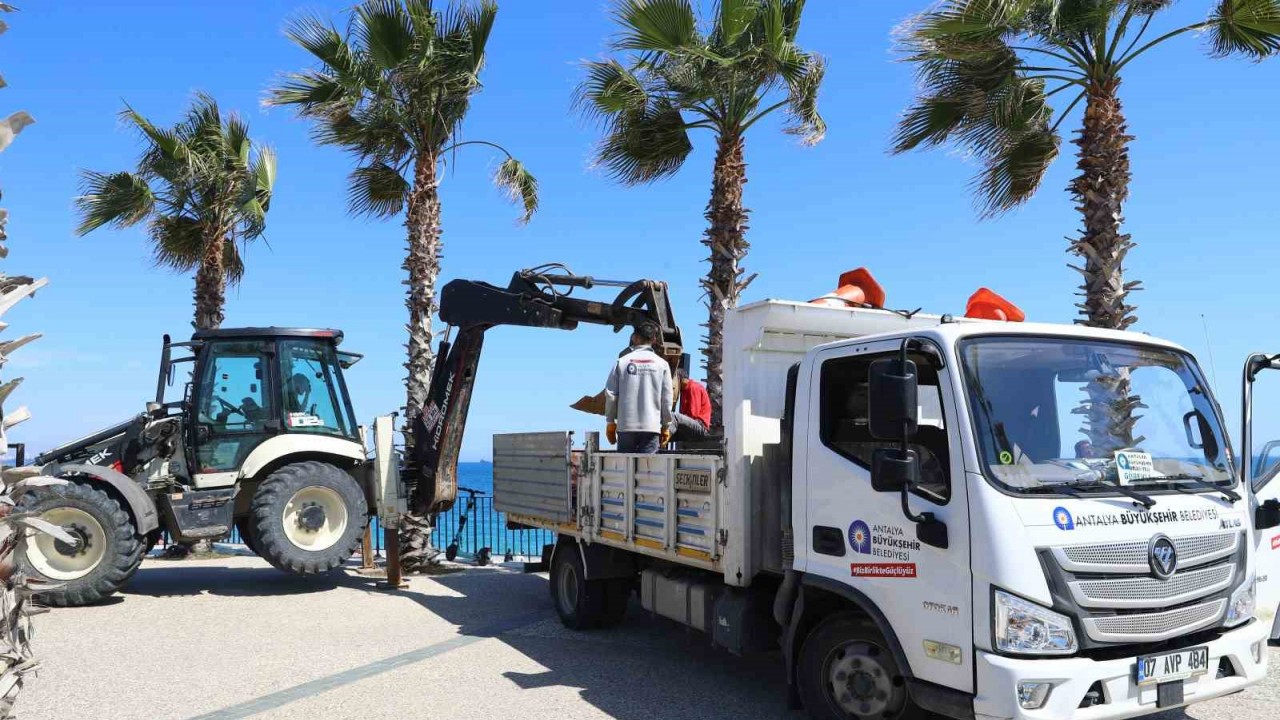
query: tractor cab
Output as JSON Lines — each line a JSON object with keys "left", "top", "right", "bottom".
{"left": 158, "top": 327, "right": 363, "bottom": 482}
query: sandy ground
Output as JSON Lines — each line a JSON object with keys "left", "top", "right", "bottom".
{"left": 17, "top": 554, "right": 1280, "bottom": 719}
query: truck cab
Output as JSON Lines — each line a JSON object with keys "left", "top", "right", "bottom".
{"left": 791, "top": 320, "right": 1267, "bottom": 718}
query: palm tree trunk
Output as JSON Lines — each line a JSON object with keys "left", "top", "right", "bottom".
{"left": 192, "top": 233, "right": 227, "bottom": 330}
{"left": 402, "top": 152, "right": 443, "bottom": 449}
{"left": 1070, "top": 79, "right": 1139, "bottom": 452}
{"left": 701, "top": 134, "right": 751, "bottom": 433}
{"left": 399, "top": 151, "right": 443, "bottom": 573}
{"left": 1069, "top": 78, "right": 1137, "bottom": 331}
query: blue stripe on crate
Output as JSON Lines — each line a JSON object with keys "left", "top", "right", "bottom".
{"left": 676, "top": 508, "right": 699, "bottom": 518}
{"left": 601, "top": 511, "right": 625, "bottom": 521}
{"left": 635, "top": 502, "right": 664, "bottom": 512}
{"left": 601, "top": 498, "right": 624, "bottom": 506}
{"left": 677, "top": 524, "right": 706, "bottom": 536}
{"left": 635, "top": 518, "right": 664, "bottom": 529}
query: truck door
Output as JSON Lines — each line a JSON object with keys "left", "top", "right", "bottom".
{"left": 802, "top": 339, "right": 973, "bottom": 692}
{"left": 1254, "top": 440, "right": 1280, "bottom": 639}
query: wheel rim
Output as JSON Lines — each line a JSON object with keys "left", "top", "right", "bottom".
{"left": 824, "top": 641, "right": 906, "bottom": 719}
{"left": 25, "top": 507, "right": 108, "bottom": 581}
{"left": 555, "top": 560, "right": 579, "bottom": 616}
{"left": 281, "top": 486, "right": 348, "bottom": 552}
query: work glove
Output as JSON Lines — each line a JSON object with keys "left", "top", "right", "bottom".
{"left": 606, "top": 422, "right": 617, "bottom": 445}
{"left": 660, "top": 428, "right": 671, "bottom": 447}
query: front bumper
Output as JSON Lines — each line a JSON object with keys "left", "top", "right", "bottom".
{"left": 973, "top": 622, "right": 1268, "bottom": 720}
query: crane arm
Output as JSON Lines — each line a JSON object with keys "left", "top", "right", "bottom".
{"left": 409, "top": 267, "right": 682, "bottom": 514}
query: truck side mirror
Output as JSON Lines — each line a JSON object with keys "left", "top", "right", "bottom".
{"left": 868, "top": 357, "right": 918, "bottom": 441}
{"left": 1257, "top": 499, "right": 1280, "bottom": 530}
{"left": 871, "top": 448, "right": 918, "bottom": 493}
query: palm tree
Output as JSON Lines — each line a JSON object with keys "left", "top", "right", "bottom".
{"left": 894, "top": 0, "right": 1280, "bottom": 332}
{"left": 267, "top": 0, "right": 537, "bottom": 452}
{"left": 76, "top": 94, "right": 276, "bottom": 330}
{"left": 576, "top": 0, "right": 825, "bottom": 431}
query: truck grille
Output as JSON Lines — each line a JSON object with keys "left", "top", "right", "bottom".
{"left": 1054, "top": 532, "right": 1238, "bottom": 574}
{"left": 1069, "top": 564, "right": 1235, "bottom": 609}
{"left": 1042, "top": 530, "right": 1242, "bottom": 646}
{"left": 1082, "top": 599, "right": 1226, "bottom": 643}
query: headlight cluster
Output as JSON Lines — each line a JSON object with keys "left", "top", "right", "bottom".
{"left": 1225, "top": 573, "right": 1256, "bottom": 627}
{"left": 994, "top": 590, "right": 1077, "bottom": 655}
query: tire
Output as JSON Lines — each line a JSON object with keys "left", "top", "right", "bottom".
{"left": 797, "top": 613, "right": 925, "bottom": 720}
{"left": 235, "top": 516, "right": 259, "bottom": 556}
{"left": 16, "top": 480, "right": 145, "bottom": 607}
{"left": 248, "top": 461, "right": 368, "bottom": 575}
{"left": 549, "top": 543, "right": 611, "bottom": 630}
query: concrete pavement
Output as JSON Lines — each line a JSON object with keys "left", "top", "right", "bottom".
{"left": 18, "top": 554, "right": 1280, "bottom": 719}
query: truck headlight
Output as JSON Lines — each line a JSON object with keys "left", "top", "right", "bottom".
{"left": 994, "top": 590, "right": 1077, "bottom": 656}
{"left": 1225, "top": 574, "right": 1256, "bottom": 627}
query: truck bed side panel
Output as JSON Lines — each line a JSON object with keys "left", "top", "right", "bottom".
{"left": 492, "top": 432, "right": 574, "bottom": 523}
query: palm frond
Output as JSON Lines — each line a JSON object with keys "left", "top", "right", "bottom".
{"left": 74, "top": 171, "right": 155, "bottom": 235}
{"left": 348, "top": 161, "right": 409, "bottom": 218}
{"left": 574, "top": 60, "right": 651, "bottom": 123}
{"left": 266, "top": 71, "right": 346, "bottom": 111}
{"left": 1208, "top": 0, "right": 1280, "bottom": 59}
{"left": 281, "top": 12, "right": 366, "bottom": 82}
{"left": 893, "top": 95, "right": 972, "bottom": 152}
{"left": 444, "top": 0, "right": 497, "bottom": 76}
{"left": 355, "top": 0, "right": 416, "bottom": 70}
{"left": 781, "top": 52, "right": 826, "bottom": 145}
{"left": 595, "top": 100, "right": 693, "bottom": 184}
{"left": 493, "top": 157, "right": 539, "bottom": 224}
{"left": 974, "top": 122, "right": 1059, "bottom": 217}
{"left": 611, "top": 0, "right": 699, "bottom": 53}
{"left": 711, "top": 0, "right": 759, "bottom": 50}
{"left": 148, "top": 215, "right": 205, "bottom": 272}
{"left": 224, "top": 237, "right": 246, "bottom": 286}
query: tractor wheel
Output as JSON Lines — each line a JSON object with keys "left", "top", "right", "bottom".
{"left": 16, "top": 480, "right": 145, "bottom": 606}
{"left": 248, "top": 461, "right": 367, "bottom": 575}
{"left": 235, "top": 516, "right": 260, "bottom": 556}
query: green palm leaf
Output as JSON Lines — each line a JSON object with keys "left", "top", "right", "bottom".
{"left": 74, "top": 171, "right": 155, "bottom": 235}
{"left": 493, "top": 157, "right": 539, "bottom": 224}
{"left": 348, "top": 161, "right": 409, "bottom": 218}
{"left": 611, "top": 0, "right": 699, "bottom": 53}
{"left": 1209, "top": 0, "right": 1280, "bottom": 59}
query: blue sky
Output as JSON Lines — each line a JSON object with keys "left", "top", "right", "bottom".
{"left": 4, "top": 1, "right": 1280, "bottom": 462}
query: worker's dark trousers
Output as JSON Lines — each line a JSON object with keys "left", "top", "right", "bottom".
{"left": 671, "top": 413, "right": 709, "bottom": 442}
{"left": 617, "top": 432, "right": 659, "bottom": 453}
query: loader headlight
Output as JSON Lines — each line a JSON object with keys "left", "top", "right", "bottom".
{"left": 1225, "top": 573, "right": 1256, "bottom": 627}
{"left": 994, "top": 590, "right": 1077, "bottom": 656}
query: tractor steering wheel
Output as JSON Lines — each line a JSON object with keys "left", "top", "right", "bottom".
{"left": 214, "top": 396, "right": 244, "bottom": 421}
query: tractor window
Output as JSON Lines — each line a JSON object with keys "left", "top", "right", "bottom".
{"left": 279, "top": 339, "right": 357, "bottom": 439}
{"left": 195, "top": 341, "right": 273, "bottom": 473}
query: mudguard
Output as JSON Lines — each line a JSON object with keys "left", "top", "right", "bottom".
{"left": 39, "top": 462, "right": 160, "bottom": 535}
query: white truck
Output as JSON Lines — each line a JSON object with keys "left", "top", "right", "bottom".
{"left": 456, "top": 283, "right": 1280, "bottom": 720}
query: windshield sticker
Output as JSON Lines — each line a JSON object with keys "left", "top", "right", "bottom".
{"left": 848, "top": 520, "right": 919, "bottom": 560}
{"left": 998, "top": 450, "right": 1013, "bottom": 465}
{"left": 288, "top": 412, "right": 325, "bottom": 428}
{"left": 1114, "top": 450, "right": 1157, "bottom": 484}
{"left": 851, "top": 563, "right": 916, "bottom": 579}
{"left": 1053, "top": 507, "right": 1075, "bottom": 531}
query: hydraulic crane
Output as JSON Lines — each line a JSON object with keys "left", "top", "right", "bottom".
{"left": 407, "top": 265, "right": 683, "bottom": 516}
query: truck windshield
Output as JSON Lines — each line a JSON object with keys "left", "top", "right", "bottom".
{"left": 960, "top": 337, "right": 1235, "bottom": 494}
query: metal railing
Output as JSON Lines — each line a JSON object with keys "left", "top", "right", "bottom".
{"left": 158, "top": 490, "right": 556, "bottom": 564}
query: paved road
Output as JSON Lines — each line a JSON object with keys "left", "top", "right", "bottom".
{"left": 18, "top": 555, "right": 1280, "bottom": 719}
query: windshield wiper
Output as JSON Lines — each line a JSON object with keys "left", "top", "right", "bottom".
{"left": 1062, "top": 478, "right": 1157, "bottom": 509}
{"left": 1145, "top": 473, "right": 1240, "bottom": 503}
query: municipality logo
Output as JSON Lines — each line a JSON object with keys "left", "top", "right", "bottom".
{"left": 1053, "top": 507, "right": 1075, "bottom": 531}
{"left": 848, "top": 520, "right": 872, "bottom": 554}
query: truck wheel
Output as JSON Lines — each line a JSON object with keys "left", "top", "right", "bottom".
{"left": 249, "top": 461, "right": 367, "bottom": 575}
{"left": 549, "top": 544, "right": 609, "bottom": 629}
{"left": 17, "top": 481, "right": 144, "bottom": 607}
{"left": 798, "top": 614, "right": 922, "bottom": 720}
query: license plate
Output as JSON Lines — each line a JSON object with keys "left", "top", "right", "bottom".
{"left": 1136, "top": 646, "right": 1210, "bottom": 686}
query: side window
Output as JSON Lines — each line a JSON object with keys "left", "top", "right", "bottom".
{"left": 279, "top": 340, "right": 355, "bottom": 438}
{"left": 819, "top": 351, "right": 951, "bottom": 502}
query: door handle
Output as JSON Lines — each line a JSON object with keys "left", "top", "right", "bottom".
{"left": 812, "top": 526, "right": 846, "bottom": 557}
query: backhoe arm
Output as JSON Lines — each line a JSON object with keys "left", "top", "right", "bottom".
{"left": 409, "top": 267, "right": 682, "bottom": 514}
